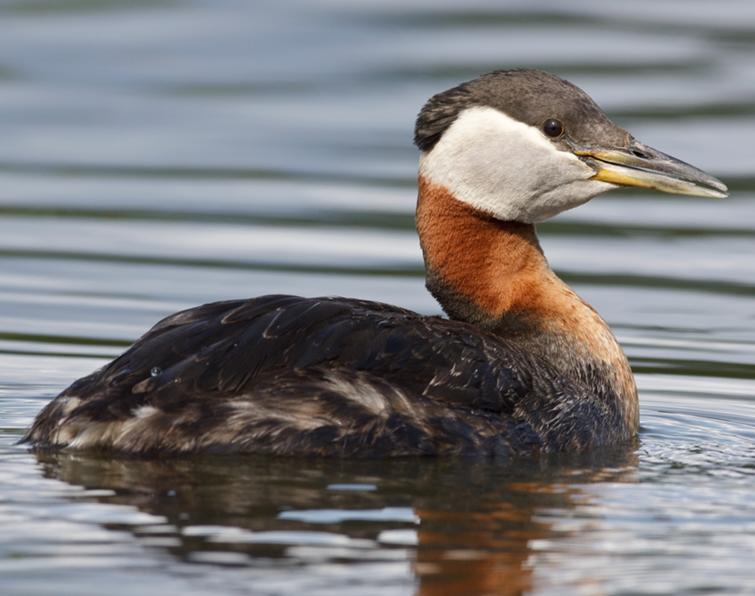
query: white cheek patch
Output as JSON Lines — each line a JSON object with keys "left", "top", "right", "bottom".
{"left": 419, "top": 106, "right": 615, "bottom": 222}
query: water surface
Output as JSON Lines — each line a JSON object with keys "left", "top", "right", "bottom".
{"left": 1, "top": 1, "right": 754, "bottom": 594}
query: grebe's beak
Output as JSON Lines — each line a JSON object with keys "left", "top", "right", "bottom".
{"left": 573, "top": 142, "right": 728, "bottom": 199}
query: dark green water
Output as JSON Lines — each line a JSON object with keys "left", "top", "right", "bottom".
{"left": 1, "top": 1, "right": 754, "bottom": 594}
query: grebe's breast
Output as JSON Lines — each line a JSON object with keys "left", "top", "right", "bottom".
{"left": 25, "top": 294, "right": 633, "bottom": 456}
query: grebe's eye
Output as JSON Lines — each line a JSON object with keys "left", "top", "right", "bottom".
{"left": 543, "top": 118, "right": 564, "bottom": 138}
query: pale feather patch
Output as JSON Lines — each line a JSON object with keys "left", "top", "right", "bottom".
{"left": 226, "top": 400, "right": 328, "bottom": 432}
{"left": 324, "top": 373, "right": 390, "bottom": 416}
{"left": 133, "top": 405, "right": 159, "bottom": 419}
{"left": 54, "top": 420, "right": 79, "bottom": 444}
{"left": 419, "top": 106, "right": 615, "bottom": 223}
{"left": 61, "top": 397, "right": 81, "bottom": 416}
{"left": 67, "top": 421, "right": 125, "bottom": 449}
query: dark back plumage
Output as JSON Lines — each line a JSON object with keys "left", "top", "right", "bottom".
{"left": 25, "top": 295, "right": 626, "bottom": 456}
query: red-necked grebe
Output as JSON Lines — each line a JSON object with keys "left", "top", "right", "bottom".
{"left": 24, "top": 69, "right": 727, "bottom": 457}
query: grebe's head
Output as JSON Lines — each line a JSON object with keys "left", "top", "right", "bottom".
{"left": 415, "top": 69, "right": 727, "bottom": 223}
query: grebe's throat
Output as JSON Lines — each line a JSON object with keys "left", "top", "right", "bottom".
{"left": 417, "top": 174, "right": 558, "bottom": 329}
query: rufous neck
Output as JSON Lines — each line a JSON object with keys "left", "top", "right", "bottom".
{"left": 416, "top": 175, "right": 638, "bottom": 431}
{"left": 417, "top": 175, "right": 556, "bottom": 328}
{"left": 415, "top": 174, "right": 631, "bottom": 354}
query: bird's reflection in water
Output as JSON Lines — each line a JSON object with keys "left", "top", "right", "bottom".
{"left": 36, "top": 445, "right": 637, "bottom": 594}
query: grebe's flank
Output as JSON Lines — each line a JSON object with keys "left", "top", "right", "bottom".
{"left": 24, "top": 69, "right": 727, "bottom": 457}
